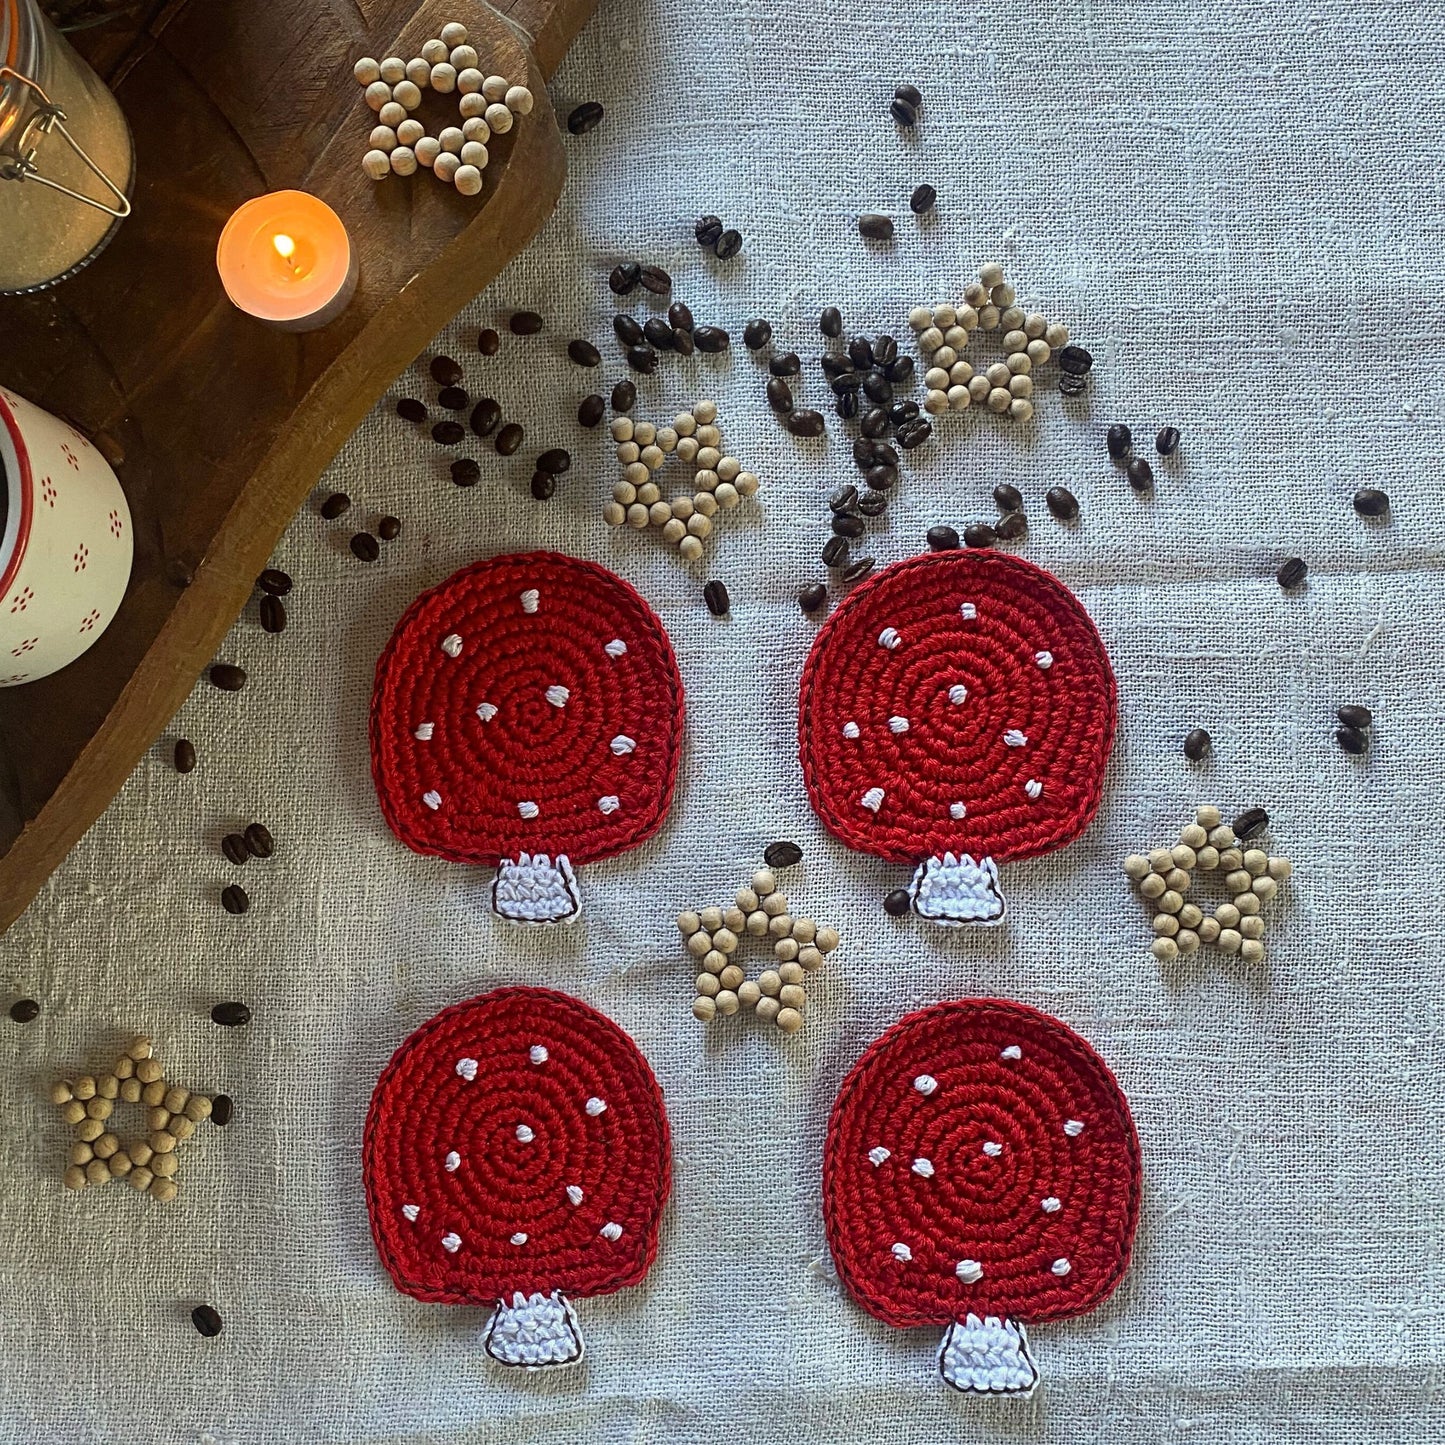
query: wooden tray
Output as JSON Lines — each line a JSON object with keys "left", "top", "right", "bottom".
{"left": 0, "top": 0, "right": 597, "bottom": 932}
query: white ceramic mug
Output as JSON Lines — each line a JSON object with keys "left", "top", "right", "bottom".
{"left": 0, "top": 385, "right": 132, "bottom": 685}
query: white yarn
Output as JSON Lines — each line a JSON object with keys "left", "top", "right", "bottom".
{"left": 909, "top": 852, "right": 1006, "bottom": 927}
{"left": 490, "top": 853, "right": 581, "bottom": 925}
{"left": 483, "top": 1290, "right": 584, "bottom": 1370}
{"left": 938, "top": 1314, "right": 1039, "bottom": 1397}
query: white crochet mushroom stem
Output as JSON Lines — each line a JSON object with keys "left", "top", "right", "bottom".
{"left": 909, "top": 852, "right": 1006, "bottom": 927}
{"left": 937, "top": 1314, "right": 1040, "bottom": 1397}
{"left": 482, "top": 1290, "right": 585, "bottom": 1369}
{"left": 490, "top": 852, "right": 582, "bottom": 925}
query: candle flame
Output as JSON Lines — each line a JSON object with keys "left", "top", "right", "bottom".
{"left": 272, "top": 233, "right": 296, "bottom": 261}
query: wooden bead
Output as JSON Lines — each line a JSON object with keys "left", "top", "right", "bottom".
{"left": 798, "top": 945, "right": 824, "bottom": 971}
{"left": 1217, "top": 927, "right": 1242, "bottom": 953}
{"left": 434, "top": 153, "right": 461, "bottom": 183}
{"left": 1198, "top": 917, "right": 1221, "bottom": 943}
{"left": 752, "top": 869, "right": 776, "bottom": 896}
{"left": 1008, "top": 375, "right": 1032, "bottom": 399}
{"left": 1179, "top": 823, "right": 1208, "bottom": 848}
{"left": 991, "top": 284, "right": 1016, "bottom": 307}
{"left": 440, "top": 21, "right": 469, "bottom": 45}
{"left": 112, "top": 1055, "right": 134, "bottom": 1080}
{"left": 1243, "top": 849, "right": 1268, "bottom": 876}
{"left": 774, "top": 937, "right": 799, "bottom": 962}
{"left": 1158, "top": 890, "right": 1183, "bottom": 915}
{"left": 696, "top": 973, "right": 720, "bottom": 998}
{"left": 719, "top": 965, "right": 744, "bottom": 991}
{"left": 92, "top": 1132, "right": 119, "bottom": 1159}
{"left": 767, "top": 914, "right": 794, "bottom": 940}
{"left": 379, "top": 56, "right": 406, "bottom": 83}
{"left": 625, "top": 504, "right": 648, "bottom": 528}
{"left": 1124, "top": 854, "right": 1150, "bottom": 880}
{"left": 59, "top": 1100, "right": 86, "bottom": 1125}
{"left": 376, "top": 104, "right": 405, "bottom": 131}
{"left": 815, "top": 926, "right": 840, "bottom": 953}
{"left": 679, "top": 537, "right": 704, "bottom": 561}
{"left": 715, "top": 990, "right": 740, "bottom": 1016}
{"left": 85, "top": 1097, "right": 113, "bottom": 1120}
{"left": 1207, "top": 825, "right": 1236, "bottom": 848}
{"left": 1164, "top": 868, "right": 1191, "bottom": 893}
{"left": 1009, "top": 399, "right": 1034, "bottom": 422}
{"left": 450, "top": 45, "right": 480, "bottom": 69}
{"left": 755, "top": 997, "right": 781, "bottom": 1024}
{"left": 1148, "top": 848, "right": 1172, "bottom": 872}
{"left": 723, "top": 906, "right": 746, "bottom": 931}
{"left": 1195, "top": 846, "right": 1220, "bottom": 870}
{"left": 790, "top": 917, "right": 817, "bottom": 943}
{"left": 1152, "top": 914, "right": 1179, "bottom": 937}
{"left": 1171, "top": 845, "right": 1197, "bottom": 869}
{"left": 459, "top": 140, "right": 488, "bottom": 168}
{"left": 775, "top": 1007, "right": 804, "bottom": 1035}
{"left": 430, "top": 63, "right": 457, "bottom": 93}
{"left": 415, "top": 136, "right": 441, "bottom": 167}
{"left": 1217, "top": 849, "right": 1244, "bottom": 872}
{"left": 149, "top": 1177, "right": 179, "bottom": 1202}
{"left": 49, "top": 1082, "right": 73, "bottom": 1106}
{"left": 390, "top": 148, "right": 419, "bottom": 177}
{"left": 460, "top": 96, "right": 488, "bottom": 122}
{"left": 1139, "top": 873, "right": 1166, "bottom": 900}
{"left": 1176, "top": 929, "right": 1201, "bottom": 954}
{"left": 1002, "top": 329, "right": 1028, "bottom": 355}
{"left": 671, "top": 495, "right": 694, "bottom": 521}
{"left": 1178, "top": 903, "right": 1203, "bottom": 929}
{"left": 691, "top": 996, "right": 717, "bottom": 1022}
{"left": 129, "top": 1142, "right": 153, "bottom": 1167}
{"left": 1234, "top": 893, "right": 1261, "bottom": 916}
{"left": 979, "top": 262, "right": 1005, "bottom": 288}
{"left": 685, "top": 930, "right": 713, "bottom": 958}
{"left": 94, "top": 1073, "right": 118, "bottom": 1100}
{"left": 778, "top": 961, "right": 805, "bottom": 986}
{"left": 1150, "top": 937, "right": 1178, "bottom": 963}
{"left": 127, "top": 1167, "right": 153, "bottom": 1192}
{"left": 482, "top": 74, "right": 509, "bottom": 102}
{"left": 778, "top": 984, "right": 806, "bottom": 1010}
{"left": 134, "top": 1057, "right": 162, "bottom": 1084}
{"left": 453, "top": 165, "right": 483, "bottom": 196}
{"left": 439, "top": 126, "right": 464, "bottom": 153}
{"left": 735, "top": 472, "right": 759, "bottom": 497}
{"left": 149, "top": 1130, "right": 177, "bottom": 1154}
{"left": 1268, "top": 857, "right": 1293, "bottom": 880}
{"left": 143, "top": 1108, "right": 167, "bottom": 1134}
{"left": 485, "top": 103, "right": 513, "bottom": 134}
{"left": 703, "top": 950, "right": 727, "bottom": 975}
{"left": 69, "top": 1142, "right": 93, "bottom": 1165}
{"left": 704, "top": 487, "right": 731, "bottom": 512}
{"left": 1195, "top": 805, "right": 1222, "bottom": 828}
{"left": 354, "top": 57, "right": 381, "bottom": 86}
{"left": 505, "top": 85, "right": 534, "bottom": 115}
{"left": 168, "top": 1116, "right": 196, "bottom": 1141}
{"left": 661, "top": 519, "right": 686, "bottom": 545}
{"left": 1252, "top": 876, "right": 1278, "bottom": 901}
{"left": 1239, "top": 915, "right": 1265, "bottom": 940}
{"left": 72, "top": 1075, "right": 96, "bottom": 1100}
{"left": 737, "top": 980, "right": 762, "bottom": 1009}
{"left": 1026, "top": 340, "right": 1051, "bottom": 365}
{"left": 987, "top": 387, "right": 1012, "bottom": 414}
{"left": 760, "top": 892, "right": 788, "bottom": 919}
{"left": 1214, "top": 902, "right": 1241, "bottom": 927}
{"left": 141, "top": 1080, "right": 166, "bottom": 1106}
{"left": 758, "top": 970, "right": 782, "bottom": 998}
{"left": 364, "top": 80, "right": 392, "bottom": 112}
{"left": 677, "top": 909, "right": 701, "bottom": 934}
{"left": 602, "top": 502, "right": 627, "bottom": 527}
{"left": 405, "top": 57, "right": 430, "bottom": 87}
{"left": 108, "top": 1151, "right": 132, "bottom": 1177}
{"left": 1045, "top": 322, "right": 1069, "bottom": 348}
{"left": 746, "top": 910, "right": 769, "bottom": 936}
{"left": 712, "top": 926, "right": 738, "bottom": 953}
{"left": 978, "top": 305, "right": 1000, "bottom": 330}
{"left": 421, "top": 39, "right": 448, "bottom": 64}
{"left": 63, "top": 1166, "right": 87, "bottom": 1191}
{"left": 1239, "top": 939, "right": 1265, "bottom": 965}
{"left": 84, "top": 1159, "right": 111, "bottom": 1185}
{"left": 163, "top": 1086, "right": 189, "bottom": 1114}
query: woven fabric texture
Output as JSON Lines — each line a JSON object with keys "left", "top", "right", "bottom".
{"left": 1, "top": 0, "right": 1444, "bottom": 1439}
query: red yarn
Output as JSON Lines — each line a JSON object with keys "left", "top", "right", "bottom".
{"left": 823, "top": 999, "right": 1140, "bottom": 1330}
{"left": 370, "top": 551, "right": 684, "bottom": 868}
{"left": 364, "top": 987, "right": 671, "bottom": 1306}
{"left": 798, "top": 551, "right": 1116, "bottom": 865}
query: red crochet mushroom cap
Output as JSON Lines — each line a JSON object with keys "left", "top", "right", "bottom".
{"left": 370, "top": 551, "right": 684, "bottom": 868}
{"left": 823, "top": 999, "right": 1140, "bottom": 1329}
{"left": 364, "top": 987, "right": 671, "bottom": 1305}
{"left": 798, "top": 551, "right": 1116, "bottom": 865}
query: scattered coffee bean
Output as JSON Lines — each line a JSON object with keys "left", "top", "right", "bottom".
{"left": 767, "top": 377, "right": 794, "bottom": 412}
{"left": 995, "top": 510, "right": 1028, "bottom": 541}
{"left": 886, "top": 354, "right": 915, "bottom": 384}
{"left": 509, "top": 311, "right": 543, "bottom": 336}
{"left": 191, "top": 1305, "right": 224, "bottom": 1338}
{"left": 429, "top": 355, "right": 462, "bottom": 387}
{"left": 1276, "top": 556, "right": 1307, "bottom": 589}
{"left": 643, "top": 316, "right": 674, "bottom": 350}
{"left": 1126, "top": 457, "right": 1154, "bottom": 491}
{"left": 829, "top": 484, "right": 860, "bottom": 513}
{"left": 530, "top": 471, "right": 556, "bottom": 501}
{"left": 852, "top": 438, "right": 879, "bottom": 468}
{"left": 873, "top": 335, "right": 899, "bottom": 366}
{"left": 1232, "top": 807, "right": 1269, "bottom": 840}
{"left": 857, "top": 408, "right": 887, "bottom": 440}
{"left": 703, "top": 580, "right": 730, "bottom": 616}
{"left": 209, "top": 664, "right": 246, "bottom": 692}
{"left": 627, "top": 346, "right": 658, "bottom": 374}
{"left": 431, "top": 420, "right": 464, "bottom": 445}
{"left": 495, "top": 423, "right": 524, "bottom": 456}
{"left": 211, "top": 1095, "right": 233, "bottom": 1126}
{"left": 821, "top": 535, "right": 850, "bottom": 568}
{"left": 1106, "top": 424, "right": 1132, "bottom": 460}
{"left": 567, "top": 339, "right": 601, "bottom": 367}
{"left": 8, "top": 998, "right": 39, "bottom": 1023}
{"left": 536, "top": 448, "right": 571, "bottom": 475}
{"left": 799, "top": 583, "right": 828, "bottom": 613}
{"left": 256, "top": 568, "right": 292, "bottom": 597}
{"left": 841, "top": 556, "right": 876, "bottom": 583}
{"left": 610, "top": 380, "right": 636, "bottom": 412}
{"left": 567, "top": 101, "right": 604, "bottom": 134}
{"left": 450, "top": 458, "right": 481, "bottom": 487}
{"left": 319, "top": 492, "right": 351, "bottom": 519}
{"left": 889, "top": 399, "right": 919, "bottom": 425}
{"left": 964, "top": 523, "right": 997, "bottom": 549}
{"left": 866, "top": 467, "right": 897, "bottom": 494}
{"left": 395, "top": 397, "right": 427, "bottom": 423}
{"left": 895, "top": 82, "right": 922, "bottom": 108}
{"left": 927, "top": 525, "right": 960, "bottom": 552}
{"left": 667, "top": 302, "right": 694, "bottom": 333}
{"left": 673, "top": 328, "right": 696, "bottom": 359}
{"left": 787, "top": 409, "right": 825, "bottom": 438}
{"left": 889, "top": 97, "right": 917, "bottom": 126}
{"left": 174, "top": 739, "right": 197, "bottom": 774}
{"left": 743, "top": 318, "right": 772, "bottom": 350}
{"left": 831, "top": 372, "right": 861, "bottom": 397}
{"left": 896, "top": 417, "right": 932, "bottom": 449}
{"left": 909, "top": 183, "right": 936, "bottom": 214}
{"left": 714, "top": 228, "right": 743, "bottom": 260}
{"left": 836, "top": 391, "right": 859, "bottom": 420}
{"left": 883, "top": 888, "right": 911, "bottom": 917}
{"left": 244, "top": 822, "right": 274, "bottom": 859}
{"left": 613, "top": 314, "right": 644, "bottom": 347}
{"left": 1353, "top": 487, "right": 1390, "bottom": 517}
{"left": 210, "top": 1001, "right": 252, "bottom": 1028}
{"left": 1336, "top": 725, "right": 1368, "bottom": 755}
{"left": 377, "top": 516, "right": 402, "bottom": 541}
{"left": 820, "top": 306, "right": 843, "bottom": 338}
{"left": 695, "top": 326, "right": 730, "bottom": 353}
{"left": 832, "top": 513, "right": 866, "bottom": 539}
{"left": 350, "top": 532, "right": 380, "bottom": 562}
{"left": 638, "top": 265, "right": 671, "bottom": 294}
{"left": 858, "top": 214, "right": 895, "bottom": 241}
{"left": 476, "top": 327, "right": 501, "bottom": 355}
{"left": 608, "top": 262, "right": 640, "bottom": 296}
{"left": 822, "top": 354, "right": 852, "bottom": 380}
{"left": 769, "top": 352, "right": 801, "bottom": 377}
{"left": 469, "top": 399, "right": 501, "bottom": 438}
{"left": 993, "top": 483, "right": 1023, "bottom": 513}
{"left": 259, "top": 595, "right": 286, "bottom": 634}
{"left": 1183, "top": 727, "right": 1211, "bottom": 761}
{"left": 1059, "top": 345, "right": 1093, "bottom": 374}
{"left": 695, "top": 214, "right": 724, "bottom": 247}
{"left": 764, "top": 840, "right": 803, "bottom": 869}
{"left": 1046, "top": 486, "right": 1080, "bottom": 521}
{"left": 848, "top": 337, "right": 874, "bottom": 369}
{"left": 862, "top": 373, "right": 893, "bottom": 405}
{"left": 1156, "top": 426, "right": 1181, "bottom": 457}
{"left": 578, "top": 394, "right": 606, "bottom": 428}
{"left": 1337, "top": 704, "right": 1373, "bottom": 730}
{"left": 437, "top": 386, "right": 468, "bottom": 411}
{"left": 220, "top": 884, "right": 250, "bottom": 915}
{"left": 858, "top": 491, "right": 888, "bottom": 518}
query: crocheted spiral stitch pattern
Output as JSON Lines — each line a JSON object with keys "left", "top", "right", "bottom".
{"left": 364, "top": 987, "right": 671, "bottom": 1305}
{"left": 823, "top": 999, "right": 1140, "bottom": 1329}
{"left": 370, "top": 552, "right": 685, "bottom": 867}
{"left": 798, "top": 551, "right": 1116, "bottom": 865}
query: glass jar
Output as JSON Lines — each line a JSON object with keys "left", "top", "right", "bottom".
{"left": 0, "top": 0, "right": 133, "bottom": 294}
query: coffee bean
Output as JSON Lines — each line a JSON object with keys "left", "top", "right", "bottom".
{"left": 895, "top": 82, "right": 923, "bottom": 108}
{"left": 613, "top": 314, "right": 644, "bottom": 347}
{"left": 885, "top": 354, "right": 914, "bottom": 384}
{"left": 174, "top": 739, "right": 197, "bottom": 774}
{"left": 764, "top": 840, "right": 804, "bottom": 868}
{"left": 821, "top": 535, "right": 850, "bottom": 568}
{"left": 191, "top": 1305, "right": 224, "bottom": 1338}
{"left": 624, "top": 346, "right": 655, "bottom": 374}
{"left": 211, "top": 1001, "right": 252, "bottom": 1028}
{"left": 1337, "top": 704, "right": 1373, "bottom": 730}
{"left": 695, "top": 326, "right": 730, "bottom": 353}
{"left": 1059, "top": 345, "right": 1093, "bottom": 375}
{"left": 852, "top": 438, "right": 879, "bottom": 468}
{"left": 835, "top": 392, "right": 859, "bottom": 420}
{"left": 858, "top": 491, "right": 889, "bottom": 517}
{"left": 450, "top": 458, "right": 481, "bottom": 487}
{"left": 871, "top": 443, "right": 900, "bottom": 470}
{"left": 799, "top": 583, "right": 828, "bottom": 613}
{"left": 848, "top": 338, "right": 874, "bottom": 370}
{"left": 889, "top": 400, "right": 919, "bottom": 425}
{"left": 1046, "top": 486, "right": 1080, "bottom": 521}
{"left": 437, "top": 385, "right": 468, "bottom": 411}
{"left": 1155, "top": 426, "right": 1181, "bottom": 457}
{"left": 259, "top": 595, "right": 286, "bottom": 634}
{"left": 643, "top": 316, "right": 674, "bottom": 350}
{"left": 862, "top": 372, "right": 893, "bottom": 404}
{"left": 567, "top": 100, "right": 604, "bottom": 133}
{"left": 841, "top": 557, "right": 876, "bottom": 583}
{"left": 429, "top": 355, "right": 462, "bottom": 386}
{"left": 861, "top": 407, "right": 891, "bottom": 439}
{"left": 695, "top": 215, "right": 724, "bottom": 247}
{"left": 889, "top": 97, "right": 917, "bottom": 126}
{"left": 495, "top": 423, "right": 524, "bottom": 456}
{"left": 765, "top": 377, "right": 794, "bottom": 413}
{"left": 822, "top": 354, "right": 853, "bottom": 380}
{"left": 1276, "top": 556, "right": 1307, "bottom": 589}
{"left": 995, "top": 510, "right": 1028, "bottom": 541}
{"left": 1106, "top": 424, "right": 1132, "bottom": 460}
{"left": 703, "top": 579, "right": 730, "bottom": 616}
{"left": 859, "top": 214, "right": 895, "bottom": 241}
{"left": 787, "top": 409, "right": 825, "bottom": 438}
{"left": 530, "top": 471, "right": 555, "bottom": 501}
{"left": 378, "top": 516, "right": 402, "bottom": 540}
{"left": 1059, "top": 368, "right": 1089, "bottom": 398}
{"left": 469, "top": 399, "right": 501, "bottom": 437}
{"left": 220, "top": 884, "right": 250, "bottom": 915}
{"left": 670, "top": 328, "right": 692, "bottom": 359}
{"left": 244, "top": 822, "right": 274, "bottom": 859}
{"left": 1183, "top": 727, "right": 1211, "bottom": 761}
{"left": 350, "top": 532, "right": 380, "bottom": 562}
{"left": 256, "top": 568, "right": 292, "bottom": 597}
{"left": 1126, "top": 457, "right": 1154, "bottom": 491}
{"left": 638, "top": 265, "right": 671, "bottom": 294}
{"left": 395, "top": 398, "right": 427, "bottom": 423}
{"left": 829, "top": 484, "right": 859, "bottom": 513}
{"left": 820, "top": 306, "right": 843, "bottom": 338}
{"left": 896, "top": 417, "right": 933, "bottom": 449}
{"left": 1232, "top": 807, "right": 1269, "bottom": 840}
{"left": 865, "top": 465, "right": 897, "bottom": 492}
{"left": 509, "top": 311, "right": 543, "bottom": 336}
{"left": 993, "top": 483, "right": 1023, "bottom": 513}
{"left": 744, "top": 319, "right": 773, "bottom": 350}
{"left": 1336, "top": 725, "right": 1368, "bottom": 755}
{"left": 770, "top": 353, "right": 801, "bottom": 377}
{"left": 883, "top": 888, "right": 911, "bottom": 917}
{"left": 578, "top": 394, "right": 606, "bottom": 427}
{"left": 832, "top": 513, "right": 865, "bottom": 539}
{"left": 910, "top": 183, "right": 936, "bottom": 214}
{"left": 477, "top": 327, "right": 501, "bottom": 355}
{"left": 831, "top": 371, "right": 861, "bottom": 396}
{"left": 667, "top": 302, "right": 694, "bottom": 333}
{"left": 8, "top": 998, "right": 39, "bottom": 1023}
{"left": 873, "top": 335, "right": 899, "bottom": 366}
{"left": 714, "top": 229, "right": 743, "bottom": 260}
{"left": 964, "top": 523, "right": 997, "bottom": 548}
{"left": 537, "top": 448, "right": 571, "bottom": 475}
{"left": 319, "top": 492, "right": 351, "bottom": 519}
{"left": 608, "top": 262, "right": 640, "bottom": 296}
{"left": 567, "top": 339, "right": 601, "bottom": 367}
{"left": 610, "top": 380, "right": 636, "bottom": 412}
{"left": 1354, "top": 487, "right": 1390, "bottom": 517}
{"left": 209, "top": 664, "right": 246, "bottom": 692}
{"left": 431, "top": 421, "right": 464, "bottom": 445}
{"left": 211, "top": 1095, "right": 233, "bottom": 1126}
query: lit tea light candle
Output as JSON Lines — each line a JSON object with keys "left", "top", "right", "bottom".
{"left": 215, "top": 190, "right": 357, "bottom": 331}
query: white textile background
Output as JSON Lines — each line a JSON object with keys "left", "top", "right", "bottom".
{"left": 2, "top": 0, "right": 1444, "bottom": 1440}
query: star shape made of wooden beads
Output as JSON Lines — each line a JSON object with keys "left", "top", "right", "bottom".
{"left": 1124, "top": 805, "right": 1293, "bottom": 966}
{"left": 680, "top": 867, "right": 840, "bottom": 1035}
{"left": 50, "top": 1035, "right": 216, "bottom": 1204}
{"left": 602, "top": 401, "right": 759, "bottom": 562}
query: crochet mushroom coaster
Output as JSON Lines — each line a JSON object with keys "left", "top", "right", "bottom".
{"left": 798, "top": 550, "right": 1116, "bottom": 927}
{"left": 1125, "top": 805, "right": 1293, "bottom": 965}
{"left": 823, "top": 999, "right": 1140, "bottom": 1397}
{"left": 363, "top": 986, "right": 671, "bottom": 1369}
{"left": 369, "top": 552, "right": 685, "bottom": 924}
{"left": 678, "top": 866, "right": 841, "bottom": 1035}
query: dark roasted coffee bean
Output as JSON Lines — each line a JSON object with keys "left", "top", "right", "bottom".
{"left": 611, "top": 318, "right": 639, "bottom": 350}
{"left": 927, "top": 525, "right": 960, "bottom": 551}
{"left": 873, "top": 335, "right": 899, "bottom": 366}
{"left": 1354, "top": 487, "right": 1389, "bottom": 517}
{"left": 259, "top": 594, "right": 286, "bottom": 634}
{"left": 787, "top": 409, "right": 825, "bottom": 438}
{"left": 1233, "top": 807, "right": 1269, "bottom": 840}
{"left": 627, "top": 346, "right": 658, "bottom": 374}
{"left": 743, "top": 318, "right": 772, "bottom": 350}
{"left": 1155, "top": 426, "right": 1181, "bottom": 457}
{"left": 865, "top": 465, "right": 897, "bottom": 492}
{"left": 450, "top": 458, "right": 480, "bottom": 487}
{"left": 643, "top": 316, "right": 675, "bottom": 350}
{"left": 832, "top": 513, "right": 865, "bottom": 538}
{"left": 638, "top": 265, "right": 671, "bottom": 294}
{"left": 885, "top": 354, "right": 914, "bottom": 383}
{"left": 476, "top": 327, "right": 501, "bottom": 354}
{"left": 1059, "top": 345, "right": 1093, "bottom": 375}
{"left": 770, "top": 352, "right": 801, "bottom": 377}
{"left": 896, "top": 417, "right": 932, "bottom": 449}
{"left": 863, "top": 372, "right": 893, "bottom": 404}
{"left": 858, "top": 214, "right": 895, "bottom": 241}
{"left": 608, "top": 262, "right": 640, "bottom": 295}
{"left": 830, "top": 371, "right": 861, "bottom": 395}
{"left": 883, "top": 888, "right": 911, "bottom": 917}
{"left": 821, "top": 535, "right": 850, "bottom": 568}
{"left": 211, "top": 1095, "right": 233, "bottom": 1126}
{"left": 835, "top": 391, "right": 859, "bottom": 420}
{"left": 567, "top": 339, "right": 601, "bottom": 367}
{"left": 993, "top": 483, "right": 1024, "bottom": 512}
{"left": 431, "top": 420, "right": 465, "bottom": 445}
{"left": 1059, "top": 371, "right": 1088, "bottom": 397}
{"left": 537, "top": 448, "right": 571, "bottom": 475}
{"left": 1337, "top": 704, "right": 1373, "bottom": 730}
{"left": 244, "top": 822, "right": 273, "bottom": 859}
{"left": 668, "top": 302, "right": 694, "bottom": 332}
{"left": 1046, "top": 486, "right": 1080, "bottom": 521}
{"left": 910, "top": 183, "right": 936, "bottom": 214}
{"left": 766, "top": 377, "right": 795, "bottom": 413}
{"left": 192, "top": 1305, "right": 224, "bottom": 1338}
{"left": 495, "top": 423, "right": 524, "bottom": 456}
{"left": 852, "top": 438, "right": 879, "bottom": 468}
{"left": 695, "top": 215, "right": 724, "bottom": 247}
{"left": 841, "top": 556, "right": 876, "bottom": 583}
{"left": 429, "top": 355, "right": 462, "bottom": 386}
{"left": 848, "top": 338, "right": 874, "bottom": 370}
{"left": 221, "top": 833, "right": 249, "bottom": 865}
{"left": 821, "top": 354, "right": 853, "bottom": 380}
{"left": 829, "top": 484, "right": 860, "bottom": 513}
{"left": 220, "top": 884, "right": 250, "bottom": 915}
{"left": 395, "top": 397, "right": 427, "bottom": 423}
{"left": 964, "top": 522, "right": 997, "bottom": 548}
{"left": 872, "top": 443, "right": 900, "bottom": 470}
{"left": 995, "top": 510, "right": 1028, "bottom": 541}
{"left": 1126, "top": 457, "right": 1154, "bottom": 491}
{"left": 610, "top": 380, "right": 636, "bottom": 412}
{"left": 377, "top": 516, "right": 402, "bottom": 541}
{"left": 350, "top": 532, "right": 380, "bottom": 562}
{"left": 861, "top": 407, "right": 891, "bottom": 439}
{"left": 509, "top": 311, "right": 543, "bottom": 335}
{"left": 256, "top": 568, "right": 292, "bottom": 597}
{"left": 714, "top": 228, "right": 742, "bottom": 259}
{"left": 469, "top": 398, "right": 501, "bottom": 437}
{"left": 895, "top": 82, "right": 922, "bottom": 108}
{"left": 1276, "top": 556, "right": 1307, "bottom": 589}
{"left": 858, "top": 490, "right": 888, "bottom": 517}
{"left": 799, "top": 582, "right": 828, "bottom": 612}
{"left": 1183, "top": 727, "right": 1211, "bottom": 761}
{"left": 889, "top": 399, "right": 919, "bottom": 425}
{"left": 174, "top": 739, "right": 197, "bottom": 774}
{"left": 209, "top": 663, "right": 246, "bottom": 692}
{"left": 578, "top": 394, "right": 606, "bottom": 428}
{"left": 530, "top": 471, "right": 556, "bottom": 500}
{"left": 9, "top": 998, "right": 39, "bottom": 1023}
{"left": 764, "top": 840, "right": 803, "bottom": 869}
{"left": 211, "top": 1001, "right": 252, "bottom": 1028}
{"left": 567, "top": 101, "right": 604, "bottom": 134}
{"left": 889, "top": 97, "right": 917, "bottom": 126}
{"left": 437, "top": 385, "right": 468, "bottom": 411}
{"left": 1106, "top": 423, "right": 1132, "bottom": 460}
{"left": 1336, "top": 725, "right": 1368, "bottom": 755}
{"left": 319, "top": 492, "right": 351, "bottom": 519}
{"left": 695, "top": 326, "right": 730, "bottom": 353}
{"left": 820, "top": 306, "right": 843, "bottom": 338}
{"left": 703, "top": 579, "right": 730, "bottom": 616}
{"left": 667, "top": 324, "right": 692, "bottom": 357}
